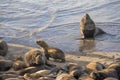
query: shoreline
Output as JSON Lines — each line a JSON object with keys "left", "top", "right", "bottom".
{"left": 3, "top": 43, "right": 120, "bottom": 67}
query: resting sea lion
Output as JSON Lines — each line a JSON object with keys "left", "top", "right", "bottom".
{"left": 36, "top": 40, "right": 65, "bottom": 62}
{"left": 12, "top": 60, "right": 27, "bottom": 71}
{"left": 24, "top": 49, "right": 46, "bottom": 67}
{"left": 90, "top": 68, "right": 119, "bottom": 80}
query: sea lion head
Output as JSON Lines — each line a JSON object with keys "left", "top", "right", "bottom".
{"left": 36, "top": 39, "right": 48, "bottom": 48}
{"left": 33, "top": 51, "right": 43, "bottom": 65}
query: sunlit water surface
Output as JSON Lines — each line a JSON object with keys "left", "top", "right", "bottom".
{"left": 0, "top": 0, "right": 120, "bottom": 53}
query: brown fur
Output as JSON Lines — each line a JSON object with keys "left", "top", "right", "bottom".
{"left": 107, "top": 62, "right": 120, "bottom": 69}
{"left": 36, "top": 40, "right": 65, "bottom": 62}
{"left": 12, "top": 55, "right": 27, "bottom": 71}
{"left": 90, "top": 68, "right": 119, "bottom": 80}
{"left": 68, "top": 63, "right": 85, "bottom": 79}
{"left": 12, "top": 60, "right": 27, "bottom": 71}
{"left": 24, "top": 49, "right": 46, "bottom": 67}
{"left": 0, "top": 40, "right": 8, "bottom": 56}
{"left": 80, "top": 14, "right": 105, "bottom": 39}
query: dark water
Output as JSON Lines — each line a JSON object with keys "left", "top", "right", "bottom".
{"left": 0, "top": 0, "right": 120, "bottom": 53}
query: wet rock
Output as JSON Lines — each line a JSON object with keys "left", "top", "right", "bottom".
{"left": 0, "top": 60, "right": 13, "bottom": 71}
{"left": 0, "top": 40, "right": 8, "bottom": 56}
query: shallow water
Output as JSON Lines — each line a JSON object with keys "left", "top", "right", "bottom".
{"left": 0, "top": 0, "right": 120, "bottom": 53}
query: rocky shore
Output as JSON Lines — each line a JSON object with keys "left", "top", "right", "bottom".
{"left": 0, "top": 42, "right": 120, "bottom": 80}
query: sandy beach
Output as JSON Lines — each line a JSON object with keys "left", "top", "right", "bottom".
{"left": 3, "top": 43, "right": 120, "bottom": 67}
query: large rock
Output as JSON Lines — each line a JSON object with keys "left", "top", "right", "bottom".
{"left": 0, "top": 40, "right": 8, "bottom": 56}
{"left": 0, "top": 60, "right": 13, "bottom": 71}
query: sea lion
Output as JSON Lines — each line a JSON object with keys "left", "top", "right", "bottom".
{"left": 56, "top": 73, "right": 77, "bottom": 80}
{"left": 70, "top": 69, "right": 84, "bottom": 79}
{"left": 90, "top": 68, "right": 119, "bottom": 80}
{"left": 80, "top": 14, "right": 96, "bottom": 38}
{"left": 12, "top": 60, "right": 27, "bottom": 71}
{"left": 67, "top": 63, "right": 85, "bottom": 79}
{"left": 14, "top": 55, "right": 24, "bottom": 61}
{"left": 107, "top": 62, "right": 120, "bottom": 79}
{"left": 0, "top": 40, "right": 8, "bottom": 56}
{"left": 36, "top": 40, "right": 65, "bottom": 62}
{"left": 107, "top": 62, "right": 120, "bottom": 69}
{"left": 51, "top": 62, "right": 84, "bottom": 79}
{"left": 0, "top": 60, "right": 13, "bottom": 71}
{"left": 80, "top": 14, "right": 105, "bottom": 39}
{"left": 78, "top": 73, "right": 94, "bottom": 80}
{"left": 11, "top": 66, "right": 47, "bottom": 76}
{"left": 24, "top": 49, "right": 46, "bottom": 67}
{"left": 85, "top": 62, "right": 105, "bottom": 73}
{"left": 24, "top": 70, "right": 51, "bottom": 79}
{"left": 12, "top": 55, "right": 27, "bottom": 71}
{"left": 24, "top": 48, "right": 55, "bottom": 68}
{"left": 50, "top": 62, "right": 80, "bottom": 75}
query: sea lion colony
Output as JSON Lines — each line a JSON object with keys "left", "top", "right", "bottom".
{"left": 1, "top": 40, "right": 120, "bottom": 80}
{"left": 0, "top": 14, "right": 119, "bottom": 80}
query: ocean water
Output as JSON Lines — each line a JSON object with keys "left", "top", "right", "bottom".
{"left": 0, "top": 0, "right": 120, "bottom": 53}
